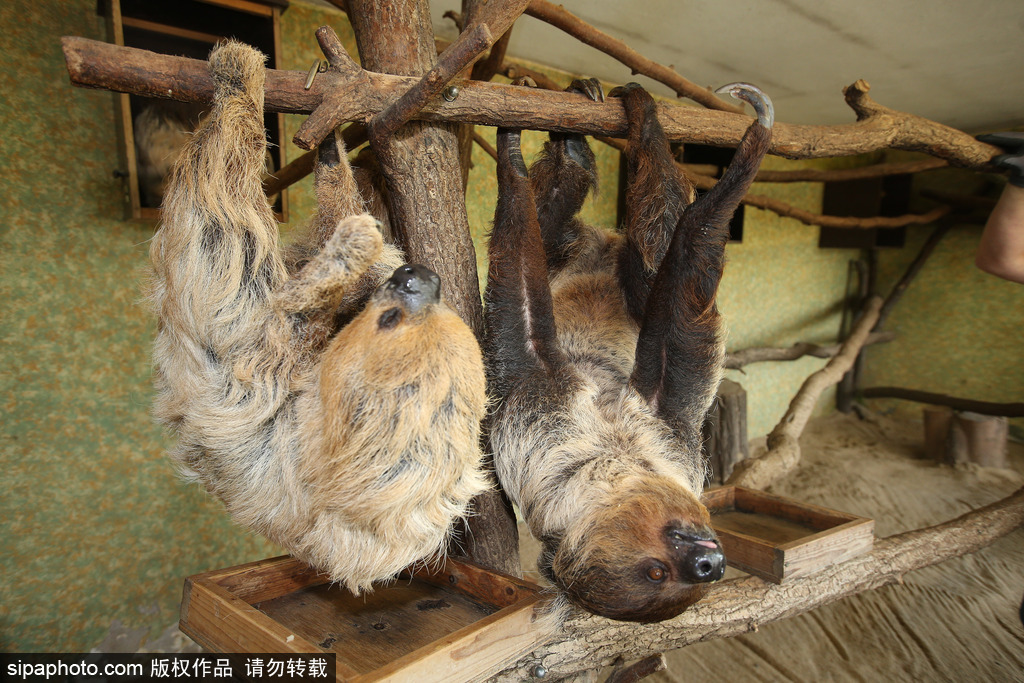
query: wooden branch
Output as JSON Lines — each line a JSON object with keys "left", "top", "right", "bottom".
{"left": 472, "top": 130, "right": 499, "bottom": 161}
{"left": 724, "top": 331, "right": 896, "bottom": 370}
{"left": 368, "top": 22, "right": 494, "bottom": 144}
{"left": 861, "top": 387, "right": 1024, "bottom": 417}
{"left": 492, "top": 486, "right": 1024, "bottom": 681}
{"left": 726, "top": 297, "right": 884, "bottom": 490}
{"left": 522, "top": 0, "right": 744, "bottom": 114}
{"left": 60, "top": 37, "right": 1005, "bottom": 167}
{"left": 693, "top": 171, "right": 954, "bottom": 230}
{"left": 744, "top": 157, "right": 948, "bottom": 183}
{"left": 876, "top": 223, "right": 950, "bottom": 329}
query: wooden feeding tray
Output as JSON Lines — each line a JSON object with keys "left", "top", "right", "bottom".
{"left": 702, "top": 485, "right": 874, "bottom": 583}
{"left": 180, "top": 555, "right": 550, "bottom": 682}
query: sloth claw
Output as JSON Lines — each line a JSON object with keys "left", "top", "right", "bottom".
{"left": 716, "top": 82, "right": 774, "bottom": 129}
{"left": 567, "top": 77, "right": 605, "bottom": 103}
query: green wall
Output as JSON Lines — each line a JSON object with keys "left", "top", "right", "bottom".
{"left": 1, "top": 0, "right": 1019, "bottom": 653}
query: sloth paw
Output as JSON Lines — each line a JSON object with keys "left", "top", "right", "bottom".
{"left": 716, "top": 82, "right": 774, "bottom": 129}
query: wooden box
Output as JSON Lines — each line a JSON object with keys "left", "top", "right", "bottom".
{"left": 180, "top": 555, "right": 550, "bottom": 682}
{"left": 702, "top": 485, "right": 874, "bottom": 583}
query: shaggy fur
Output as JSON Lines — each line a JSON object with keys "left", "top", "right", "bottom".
{"left": 485, "top": 81, "right": 773, "bottom": 622}
{"left": 149, "top": 41, "right": 488, "bottom": 593}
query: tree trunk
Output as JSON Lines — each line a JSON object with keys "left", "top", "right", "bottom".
{"left": 346, "top": 0, "right": 520, "bottom": 577}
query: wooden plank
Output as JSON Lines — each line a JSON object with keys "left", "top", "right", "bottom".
{"left": 121, "top": 17, "right": 221, "bottom": 45}
{"left": 180, "top": 579, "right": 325, "bottom": 656}
{"left": 359, "top": 595, "right": 550, "bottom": 683}
{"left": 199, "top": 555, "right": 331, "bottom": 603}
{"left": 196, "top": 0, "right": 276, "bottom": 18}
{"left": 404, "top": 557, "right": 539, "bottom": 609}
{"left": 733, "top": 486, "right": 862, "bottom": 530}
{"left": 778, "top": 518, "right": 875, "bottom": 581}
{"left": 106, "top": 0, "right": 142, "bottom": 220}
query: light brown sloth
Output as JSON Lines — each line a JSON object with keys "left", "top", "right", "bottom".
{"left": 484, "top": 79, "right": 773, "bottom": 622}
{"left": 148, "top": 41, "right": 488, "bottom": 593}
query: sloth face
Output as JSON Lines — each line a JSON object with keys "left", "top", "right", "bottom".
{"left": 373, "top": 264, "right": 442, "bottom": 328}
{"left": 550, "top": 478, "right": 725, "bottom": 622}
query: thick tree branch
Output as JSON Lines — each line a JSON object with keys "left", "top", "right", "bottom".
{"left": 492, "top": 486, "right": 1024, "bottom": 681}
{"left": 725, "top": 331, "right": 896, "bottom": 370}
{"left": 60, "top": 37, "right": 1004, "bottom": 168}
{"left": 522, "top": 0, "right": 744, "bottom": 114}
{"left": 726, "top": 297, "right": 884, "bottom": 490}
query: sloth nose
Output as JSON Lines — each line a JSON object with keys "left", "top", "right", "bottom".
{"left": 669, "top": 529, "right": 726, "bottom": 583}
{"left": 385, "top": 264, "right": 441, "bottom": 312}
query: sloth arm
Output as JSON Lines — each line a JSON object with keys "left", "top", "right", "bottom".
{"left": 483, "top": 127, "right": 570, "bottom": 402}
{"left": 613, "top": 84, "right": 695, "bottom": 325}
{"left": 629, "top": 88, "right": 773, "bottom": 443}
{"left": 529, "top": 79, "right": 603, "bottom": 275}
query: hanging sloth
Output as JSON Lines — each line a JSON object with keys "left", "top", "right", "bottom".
{"left": 484, "top": 79, "right": 773, "bottom": 622}
{"left": 149, "top": 41, "right": 488, "bottom": 593}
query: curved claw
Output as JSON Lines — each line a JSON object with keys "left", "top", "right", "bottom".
{"left": 715, "top": 82, "right": 774, "bottom": 129}
{"left": 567, "top": 77, "right": 605, "bottom": 103}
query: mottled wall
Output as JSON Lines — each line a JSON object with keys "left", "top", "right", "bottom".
{"left": 2, "top": 0, "right": 1018, "bottom": 655}
{"left": 863, "top": 165, "right": 1024, "bottom": 429}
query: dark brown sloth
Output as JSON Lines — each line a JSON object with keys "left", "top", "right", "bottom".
{"left": 484, "top": 79, "right": 773, "bottom": 622}
{"left": 149, "top": 41, "right": 488, "bottom": 593}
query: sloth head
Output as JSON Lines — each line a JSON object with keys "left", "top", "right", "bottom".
{"left": 548, "top": 476, "right": 724, "bottom": 623}
{"left": 372, "top": 264, "right": 442, "bottom": 327}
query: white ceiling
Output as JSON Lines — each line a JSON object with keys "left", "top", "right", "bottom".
{"left": 425, "top": 0, "right": 1024, "bottom": 133}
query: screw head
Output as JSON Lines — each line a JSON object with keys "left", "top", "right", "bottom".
{"left": 442, "top": 85, "right": 460, "bottom": 102}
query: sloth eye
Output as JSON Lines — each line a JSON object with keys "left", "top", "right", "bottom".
{"left": 378, "top": 307, "right": 403, "bottom": 330}
{"left": 645, "top": 563, "right": 667, "bottom": 583}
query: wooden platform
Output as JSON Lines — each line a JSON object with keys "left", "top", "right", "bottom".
{"left": 180, "top": 555, "right": 550, "bottom": 682}
{"left": 703, "top": 485, "right": 875, "bottom": 583}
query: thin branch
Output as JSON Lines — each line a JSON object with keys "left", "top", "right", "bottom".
{"left": 876, "top": 223, "right": 950, "bottom": 328}
{"left": 522, "top": 0, "right": 744, "bottom": 114}
{"left": 744, "top": 157, "right": 948, "bottom": 183}
{"left": 492, "top": 486, "right": 1024, "bottom": 681}
{"left": 472, "top": 131, "right": 499, "bottom": 161}
{"left": 725, "top": 331, "right": 896, "bottom": 370}
{"left": 861, "top": 388, "right": 1024, "bottom": 417}
{"left": 692, "top": 171, "right": 954, "bottom": 230}
{"left": 368, "top": 22, "right": 494, "bottom": 143}
{"left": 60, "top": 37, "right": 1005, "bottom": 167}
{"left": 726, "top": 297, "right": 884, "bottom": 490}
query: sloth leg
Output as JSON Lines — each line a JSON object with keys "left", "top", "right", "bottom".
{"left": 154, "top": 41, "right": 285, "bottom": 352}
{"left": 529, "top": 78, "right": 602, "bottom": 273}
{"left": 484, "top": 127, "right": 568, "bottom": 401}
{"left": 271, "top": 214, "right": 383, "bottom": 320}
{"left": 611, "top": 83, "right": 696, "bottom": 325}
{"left": 629, "top": 84, "right": 773, "bottom": 446}
{"left": 305, "top": 128, "right": 368, "bottom": 252}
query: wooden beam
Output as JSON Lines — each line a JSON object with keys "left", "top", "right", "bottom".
{"left": 61, "top": 36, "right": 1004, "bottom": 168}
